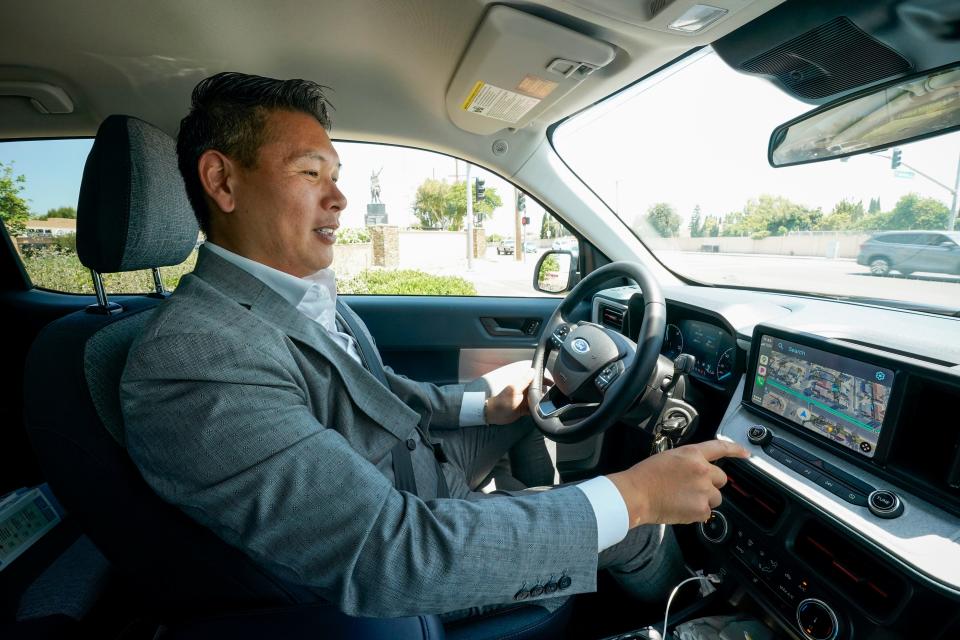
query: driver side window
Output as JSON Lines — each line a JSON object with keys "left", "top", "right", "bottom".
{"left": 330, "top": 141, "right": 577, "bottom": 297}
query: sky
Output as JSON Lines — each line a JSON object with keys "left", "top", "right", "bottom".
{"left": 2, "top": 47, "right": 956, "bottom": 237}
{"left": 553, "top": 48, "right": 960, "bottom": 232}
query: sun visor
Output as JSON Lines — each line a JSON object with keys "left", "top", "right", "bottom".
{"left": 446, "top": 6, "right": 615, "bottom": 135}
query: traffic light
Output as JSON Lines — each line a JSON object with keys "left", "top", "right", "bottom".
{"left": 891, "top": 148, "right": 902, "bottom": 169}
{"left": 517, "top": 192, "right": 526, "bottom": 211}
{"left": 521, "top": 216, "right": 530, "bottom": 226}
{"left": 475, "top": 178, "right": 485, "bottom": 201}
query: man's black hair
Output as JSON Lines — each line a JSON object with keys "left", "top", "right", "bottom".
{"left": 176, "top": 72, "right": 333, "bottom": 236}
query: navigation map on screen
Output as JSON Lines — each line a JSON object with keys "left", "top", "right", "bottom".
{"left": 751, "top": 335, "right": 894, "bottom": 458}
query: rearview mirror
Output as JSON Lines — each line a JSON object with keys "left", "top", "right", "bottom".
{"left": 533, "top": 250, "right": 577, "bottom": 294}
{"left": 769, "top": 61, "right": 960, "bottom": 167}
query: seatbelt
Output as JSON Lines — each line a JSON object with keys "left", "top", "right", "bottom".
{"left": 335, "top": 299, "right": 449, "bottom": 499}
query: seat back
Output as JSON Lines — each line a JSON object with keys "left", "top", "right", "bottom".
{"left": 23, "top": 115, "right": 316, "bottom": 614}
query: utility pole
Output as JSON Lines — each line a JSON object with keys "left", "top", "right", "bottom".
{"left": 465, "top": 163, "right": 473, "bottom": 270}
{"left": 514, "top": 186, "right": 523, "bottom": 263}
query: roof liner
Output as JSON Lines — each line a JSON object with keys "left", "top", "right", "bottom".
{"left": 0, "top": 0, "right": 783, "bottom": 176}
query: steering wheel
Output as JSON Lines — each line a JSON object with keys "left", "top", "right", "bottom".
{"left": 528, "top": 261, "right": 666, "bottom": 444}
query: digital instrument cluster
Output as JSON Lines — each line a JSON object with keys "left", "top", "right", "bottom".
{"left": 662, "top": 319, "right": 736, "bottom": 384}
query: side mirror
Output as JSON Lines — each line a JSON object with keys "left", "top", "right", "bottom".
{"left": 533, "top": 250, "right": 579, "bottom": 294}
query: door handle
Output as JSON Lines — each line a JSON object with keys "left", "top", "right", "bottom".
{"left": 480, "top": 317, "right": 542, "bottom": 337}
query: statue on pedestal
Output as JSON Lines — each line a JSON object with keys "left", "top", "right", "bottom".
{"left": 366, "top": 167, "right": 388, "bottom": 225}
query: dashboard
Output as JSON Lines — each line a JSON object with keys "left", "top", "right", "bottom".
{"left": 594, "top": 292, "right": 739, "bottom": 389}
{"left": 590, "top": 284, "right": 960, "bottom": 640}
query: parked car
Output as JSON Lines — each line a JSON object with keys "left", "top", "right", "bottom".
{"left": 857, "top": 231, "right": 960, "bottom": 277}
{"left": 496, "top": 238, "right": 515, "bottom": 255}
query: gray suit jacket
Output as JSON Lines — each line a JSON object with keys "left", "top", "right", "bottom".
{"left": 120, "top": 245, "right": 598, "bottom": 617}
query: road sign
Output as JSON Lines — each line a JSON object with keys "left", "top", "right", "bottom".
{"left": 894, "top": 169, "right": 915, "bottom": 179}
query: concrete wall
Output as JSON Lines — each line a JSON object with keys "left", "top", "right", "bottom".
{"left": 675, "top": 232, "right": 874, "bottom": 259}
{"left": 331, "top": 242, "right": 373, "bottom": 277}
{"left": 397, "top": 231, "right": 471, "bottom": 270}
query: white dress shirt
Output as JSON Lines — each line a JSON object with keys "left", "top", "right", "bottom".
{"left": 203, "top": 242, "right": 628, "bottom": 552}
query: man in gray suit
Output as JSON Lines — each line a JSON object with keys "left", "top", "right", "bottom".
{"left": 121, "top": 73, "right": 748, "bottom": 620}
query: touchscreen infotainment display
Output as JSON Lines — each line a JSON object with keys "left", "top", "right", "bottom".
{"left": 750, "top": 335, "right": 894, "bottom": 458}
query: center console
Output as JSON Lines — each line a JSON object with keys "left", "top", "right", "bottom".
{"left": 703, "top": 323, "right": 960, "bottom": 639}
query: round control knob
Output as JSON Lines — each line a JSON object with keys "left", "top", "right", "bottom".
{"left": 796, "top": 598, "right": 839, "bottom": 640}
{"left": 699, "top": 510, "right": 729, "bottom": 544}
{"left": 747, "top": 424, "right": 772, "bottom": 446}
{"left": 868, "top": 489, "right": 903, "bottom": 519}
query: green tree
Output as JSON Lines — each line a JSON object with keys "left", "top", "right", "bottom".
{"left": 645, "top": 202, "right": 681, "bottom": 237}
{"left": 868, "top": 197, "right": 881, "bottom": 214}
{"left": 412, "top": 178, "right": 453, "bottom": 229}
{"left": 540, "top": 211, "right": 565, "bottom": 240}
{"left": 43, "top": 206, "right": 77, "bottom": 220}
{"left": 689, "top": 205, "right": 702, "bottom": 237}
{"left": 412, "top": 179, "right": 502, "bottom": 231}
{"left": 702, "top": 215, "right": 721, "bottom": 237}
{"left": 447, "top": 180, "right": 502, "bottom": 230}
{"left": 818, "top": 199, "right": 865, "bottom": 230}
{"left": 885, "top": 193, "right": 950, "bottom": 230}
{"left": 724, "top": 194, "right": 821, "bottom": 236}
{"left": 0, "top": 162, "right": 30, "bottom": 235}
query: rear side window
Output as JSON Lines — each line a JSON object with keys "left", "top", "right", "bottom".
{"left": 1, "top": 139, "right": 196, "bottom": 293}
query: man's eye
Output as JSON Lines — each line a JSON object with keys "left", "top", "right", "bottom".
{"left": 303, "top": 170, "right": 320, "bottom": 177}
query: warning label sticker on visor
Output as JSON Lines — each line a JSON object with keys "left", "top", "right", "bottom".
{"left": 461, "top": 81, "right": 541, "bottom": 124}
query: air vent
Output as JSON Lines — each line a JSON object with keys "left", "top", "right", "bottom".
{"left": 740, "top": 17, "right": 911, "bottom": 100}
{"left": 794, "top": 520, "right": 907, "bottom": 619}
{"left": 721, "top": 463, "right": 786, "bottom": 529}
{"left": 648, "top": 0, "right": 676, "bottom": 19}
{"left": 598, "top": 304, "right": 626, "bottom": 332}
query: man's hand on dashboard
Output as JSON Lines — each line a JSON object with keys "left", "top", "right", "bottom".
{"left": 607, "top": 441, "right": 750, "bottom": 528}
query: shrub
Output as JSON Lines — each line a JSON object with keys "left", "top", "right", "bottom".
{"left": 750, "top": 230, "right": 771, "bottom": 240}
{"left": 337, "top": 228, "right": 371, "bottom": 244}
{"left": 23, "top": 248, "right": 198, "bottom": 293}
{"left": 487, "top": 233, "right": 503, "bottom": 244}
{"left": 541, "top": 254, "right": 560, "bottom": 273}
{"left": 339, "top": 269, "right": 476, "bottom": 296}
{"left": 52, "top": 232, "right": 78, "bottom": 253}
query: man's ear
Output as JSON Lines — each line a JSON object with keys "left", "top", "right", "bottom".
{"left": 197, "top": 150, "right": 238, "bottom": 214}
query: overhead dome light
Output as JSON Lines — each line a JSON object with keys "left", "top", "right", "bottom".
{"left": 667, "top": 4, "right": 728, "bottom": 33}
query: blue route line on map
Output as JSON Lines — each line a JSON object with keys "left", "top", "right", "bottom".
{"left": 766, "top": 379, "right": 879, "bottom": 433}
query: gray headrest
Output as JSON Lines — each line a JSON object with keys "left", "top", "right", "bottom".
{"left": 77, "top": 115, "right": 199, "bottom": 273}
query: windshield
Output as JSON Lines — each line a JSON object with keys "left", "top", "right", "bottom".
{"left": 554, "top": 48, "right": 960, "bottom": 312}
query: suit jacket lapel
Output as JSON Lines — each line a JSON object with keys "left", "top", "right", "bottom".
{"left": 192, "top": 246, "right": 419, "bottom": 438}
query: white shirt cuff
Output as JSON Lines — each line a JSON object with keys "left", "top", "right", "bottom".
{"left": 459, "top": 392, "right": 487, "bottom": 426}
{"left": 574, "top": 476, "right": 630, "bottom": 553}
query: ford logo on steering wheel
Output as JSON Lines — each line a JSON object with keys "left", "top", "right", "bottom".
{"left": 571, "top": 338, "right": 590, "bottom": 353}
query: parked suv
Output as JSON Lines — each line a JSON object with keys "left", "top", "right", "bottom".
{"left": 857, "top": 231, "right": 960, "bottom": 277}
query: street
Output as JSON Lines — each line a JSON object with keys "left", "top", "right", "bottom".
{"left": 437, "top": 249, "right": 960, "bottom": 309}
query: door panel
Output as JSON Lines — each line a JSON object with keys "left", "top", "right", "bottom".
{"left": 344, "top": 295, "right": 558, "bottom": 385}
{"left": 344, "top": 294, "right": 603, "bottom": 476}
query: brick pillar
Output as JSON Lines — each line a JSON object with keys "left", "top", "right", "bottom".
{"left": 472, "top": 228, "right": 486, "bottom": 258}
{"left": 368, "top": 225, "right": 399, "bottom": 268}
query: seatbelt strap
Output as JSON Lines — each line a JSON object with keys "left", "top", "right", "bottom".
{"left": 335, "top": 300, "right": 448, "bottom": 499}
